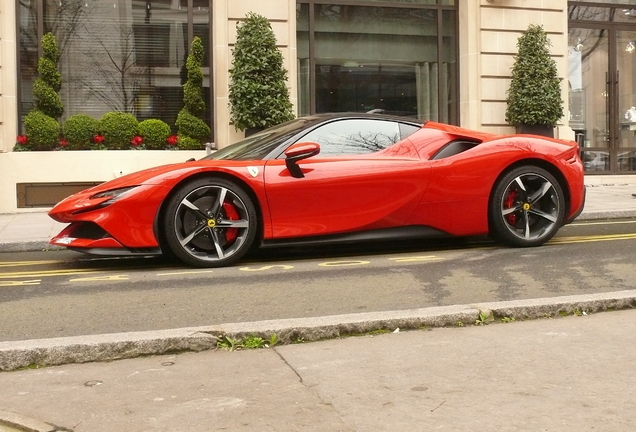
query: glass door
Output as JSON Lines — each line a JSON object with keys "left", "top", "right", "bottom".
{"left": 569, "top": 27, "right": 610, "bottom": 172}
{"left": 616, "top": 29, "right": 636, "bottom": 172}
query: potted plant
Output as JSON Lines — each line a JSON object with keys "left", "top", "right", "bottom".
{"left": 229, "top": 12, "right": 294, "bottom": 136}
{"left": 505, "top": 24, "right": 563, "bottom": 137}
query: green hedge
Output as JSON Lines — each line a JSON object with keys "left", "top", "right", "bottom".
{"left": 63, "top": 114, "right": 99, "bottom": 150}
{"left": 99, "top": 112, "right": 139, "bottom": 149}
{"left": 176, "top": 135, "right": 204, "bottom": 150}
{"left": 16, "top": 112, "right": 205, "bottom": 152}
{"left": 24, "top": 110, "right": 61, "bottom": 150}
{"left": 138, "top": 119, "right": 171, "bottom": 150}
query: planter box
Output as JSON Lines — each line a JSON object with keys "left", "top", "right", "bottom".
{"left": 0, "top": 150, "right": 206, "bottom": 213}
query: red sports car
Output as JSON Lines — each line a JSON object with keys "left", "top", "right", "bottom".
{"left": 49, "top": 113, "right": 585, "bottom": 267}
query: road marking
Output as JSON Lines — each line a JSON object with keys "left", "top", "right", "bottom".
{"left": 239, "top": 265, "right": 294, "bottom": 271}
{"left": 70, "top": 275, "right": 129, "bottom": 282}
{"left": 0, "top": 260, "right": 64, "bottom": 268}
{"left": 570, "top": 220, "right": 636, "bottom": 227}
{"left": 318, "top": 260, "right": 370, "bottom": 267}
{"left": 550, "top": 233, "right": 636, "bottom": 244}
{"left": 389, "top": 255, "right": 444, "bottom": 263}
{"left": 157, "top": 270, "right": 215, "bottom": 276}
{"left": 0, "top": 279, "right": 41, "bottom": 287}
{"left": 0, "top": 269, "right": 102, "bottom": 279}
{"left": 1, "top": 231, "right": 633, "bottom": 281}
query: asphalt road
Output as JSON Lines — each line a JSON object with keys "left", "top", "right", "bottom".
{"left": 1, "top": 219, "right": 635, "bottom": 342}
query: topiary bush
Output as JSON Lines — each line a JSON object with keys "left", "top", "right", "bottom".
{"left": 176, "top": 37, "right": 211, "bottom": 146}
{"left": 15, "top": 32, "right": 64, "bottom": 152}
{"left": 33, "top": 32, "right": 63, "bottom": 119}
{"left": 176, "top": 135, "right": 203, "bottom": 150}
{"left": 24, "top": 110, "right": 61, "bottom": 150}
{"left": 505, "top": 24, "right": 563, "bottom": 133}
{"left": 229, "top": 12, "right": 294, "bottom": 132}
{"left": 99, "top": 112, "right": 139, "bottom": 149}
{"left": 138, "top": 119, "right": 171, "bottom": 150}
{"left": 176, "top": 110, "right": 210, "bottom": 143}
{"left": 63, "top": 114, "right": 99, "bottom": 150}
{"left": 183, "top": 38, "right": 205, "bottom": 117}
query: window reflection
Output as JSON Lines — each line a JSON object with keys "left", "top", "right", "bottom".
{"left": 299, "top": 2, "right": 457, "bottom": 123}
{"left": 298, "top": 119, "right": 401, "bottom": 156}
{"left": 19, "top": 0, "right": 211, "bottom": 133}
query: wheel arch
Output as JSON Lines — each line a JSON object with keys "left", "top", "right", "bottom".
{"left": 487, "top": 158, "right": 571, "bottom": 232}
{"left": 153, "top": 171, "right": 265, "bottom": 251}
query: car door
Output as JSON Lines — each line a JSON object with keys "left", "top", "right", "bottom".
{"left": 263, "top": 118, "right": 432, "bottom": 239}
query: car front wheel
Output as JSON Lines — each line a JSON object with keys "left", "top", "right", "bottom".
{"left": 163, "top": 177, "right": 257, "bottom": 267}
{"left": 489, "top": 166, "right": 565, "bottom": 247}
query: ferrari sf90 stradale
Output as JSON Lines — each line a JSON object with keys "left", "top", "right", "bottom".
{"left": 49, "top": 113, "right": 585, "bottom": 267}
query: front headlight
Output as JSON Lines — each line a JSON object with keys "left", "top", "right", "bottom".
{"left": 91, "top": 186, "right": 139, "bottom": 201}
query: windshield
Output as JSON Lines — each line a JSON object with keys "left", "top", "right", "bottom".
{"left": 202, "top": 117, "right": 317, "bottom": 161}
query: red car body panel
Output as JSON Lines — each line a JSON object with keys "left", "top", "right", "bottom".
{"left": 262, "top": 140, "right": 428, "bottom": 238}
{"left": 48, "top": 117, "right": 585, "bottom": 255}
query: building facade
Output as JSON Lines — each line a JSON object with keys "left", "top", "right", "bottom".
{"left": 0, "top": 0, "right": 633, "bottom": 212}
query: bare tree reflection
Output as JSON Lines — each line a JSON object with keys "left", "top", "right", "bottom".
{"left": 569, "top": 6, "right": 616, "bottom": 61}
{"left": 77, "top": 24, "right": 147, "bottom": 113}
{"left": 318, "top": 132, "right": 401, "bottom": 155}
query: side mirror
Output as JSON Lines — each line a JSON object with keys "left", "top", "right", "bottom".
{"left": 284, "top": 142, "right": 320, "bottom": 178}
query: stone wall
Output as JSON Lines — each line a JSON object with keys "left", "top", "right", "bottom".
{"left": 0, "top": 1, "right": 18, "bottom": 154}
{"left": 461, "top": 0, "right": 572, "bottom": 139}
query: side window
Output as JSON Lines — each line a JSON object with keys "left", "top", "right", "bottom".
{"left": 297, "top": 119, "right": 402, "bottom": 156}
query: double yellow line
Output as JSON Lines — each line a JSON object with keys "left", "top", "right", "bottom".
{"left": 550, "top": 232, "right": 636, "bottom": 245}
{"left": 0, "top": 268, "right": 101, "bottom": 279}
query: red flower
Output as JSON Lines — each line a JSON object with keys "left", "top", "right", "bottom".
{"left": 59, "top": 139, "right": 68, "bottom": 148}
{"left": 130, "top": 136, "right": 143, "bottom": 147}
{"left": 167, "top": 135, "right": 179, "bottom": 146}
{"left": 93, "top": 135, "right": 105, "bottom": 144}
{"left": 17, "top": 135, "right": 28, "bottom": 145}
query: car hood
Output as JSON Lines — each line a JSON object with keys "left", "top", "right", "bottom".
{"left": 80, "top": 159, "right": 266, "bottom": 194}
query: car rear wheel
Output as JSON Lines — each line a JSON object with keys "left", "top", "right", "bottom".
{"left": 163, "top": 177, "right": 257, "bottom": 267}
{"left": 489, "top": 166, "right": 565, "bottom": 247}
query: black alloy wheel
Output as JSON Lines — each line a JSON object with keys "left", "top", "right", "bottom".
{"left": 163, "top": 177, "right": 257, "bottom": 267}
{"left": 489, "top": 165, "right": 565, "bottom": 247}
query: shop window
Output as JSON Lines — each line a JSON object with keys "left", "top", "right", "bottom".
{"left": 297, "top": 1, "right": 458, "bottom": 123}
{"left": 17, "top": 0, "right": 212, "bottom": 135}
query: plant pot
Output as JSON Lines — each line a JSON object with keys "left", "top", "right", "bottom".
{"left": 245, "top": 127, "right": 265, "bottom": 137}
{"left": 516, "top": 124, "right": 554, "bottom": 138}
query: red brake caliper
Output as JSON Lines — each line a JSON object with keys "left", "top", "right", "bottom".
{"left": 504, "top": 189, "right": 518, "bottom": 225}
{"left": 222, "top": 201, "right": 239, "bottom": 243}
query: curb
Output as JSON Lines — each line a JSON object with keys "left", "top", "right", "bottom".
{"left": 1, "top": 290, "right": 635, "bottom": 372}
{"left": 0, "top": 241, "right": 63, "bottom": 253}
{"left": 576, "top": 210, "right": 636, "bottom": 220}
{"left": 0, "top": 410, "right": 69, "bottom": 432}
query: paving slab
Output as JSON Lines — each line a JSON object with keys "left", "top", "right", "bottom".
{"left": 1, "top": 309, "right": 635, "bottom": 431}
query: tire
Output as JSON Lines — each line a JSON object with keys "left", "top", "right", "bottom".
{"left": 489, "top": 166, "right": 565, "bottom": 247}
{"left": 163, "top": 177, "right": 257, "bottom": 267}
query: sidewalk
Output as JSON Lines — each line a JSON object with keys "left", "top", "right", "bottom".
{"left": 1, "top": 308, "right": 635, "bottom": 431}
{"left": 1, "top": 175, "right": 636, "bottom": 431}
{"left": 2, "top": 175, "right": 636, "bottom": 252}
